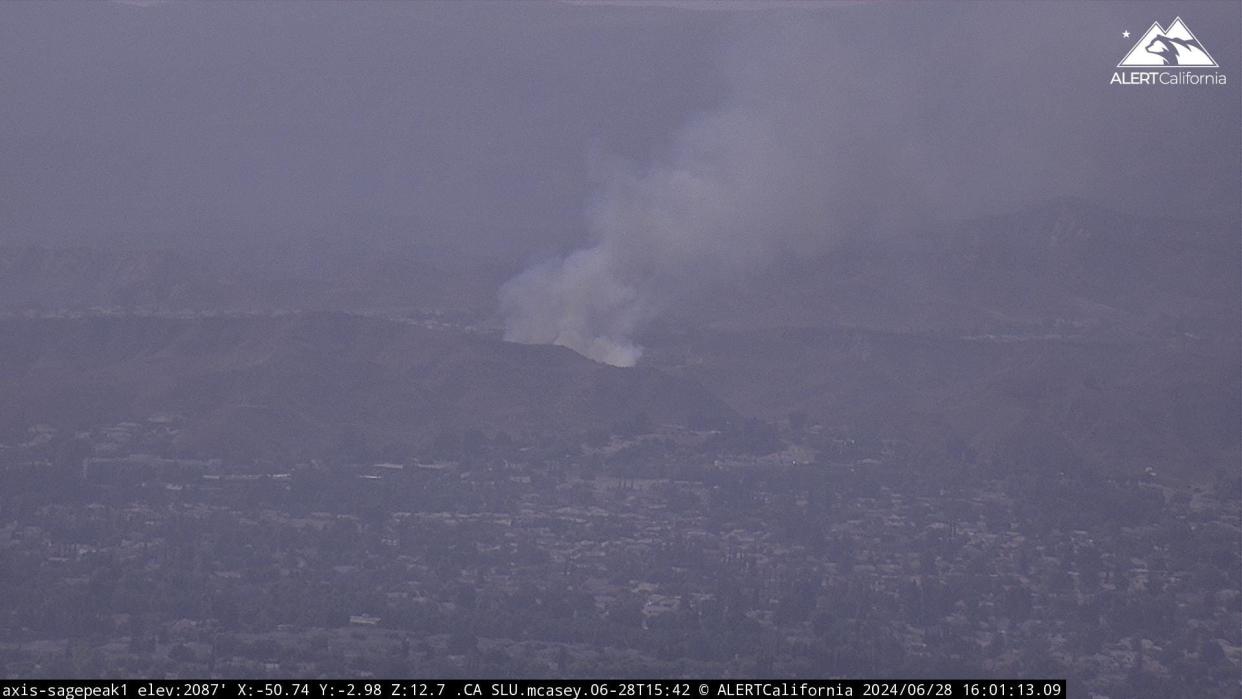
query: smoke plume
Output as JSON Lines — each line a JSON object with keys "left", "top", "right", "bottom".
{"left": 499, "top": 112, "right": 794, "bottom": 365}
{"left": 500, "top": 3, "right": 1242, "bottom": 366}
{"left": 500, "top": 21, "right": 824, "bottom": 366}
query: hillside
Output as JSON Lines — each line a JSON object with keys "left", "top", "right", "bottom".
{"left": 0, "top": 313, "right": 734, "bottom": 461}
{"left": 1, "top": 200, "right": 1236, "bottom": 480}
{"left": 647, "top": 200, "right": 1241, "bottom": 482}
{"left": 649, "top": 326, "right": 1238, "bottom": 481}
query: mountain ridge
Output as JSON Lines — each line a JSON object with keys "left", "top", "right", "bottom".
{"left": 0, "top": 312, "right": 735, "bottom": 461}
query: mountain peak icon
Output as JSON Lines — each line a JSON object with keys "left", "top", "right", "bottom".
{"left": 1117, "top": 17, "right": 1218, "bottom": 68}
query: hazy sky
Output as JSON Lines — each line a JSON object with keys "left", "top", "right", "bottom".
{"left": 0, "top": 1, "right": 1238, "bottom": 260}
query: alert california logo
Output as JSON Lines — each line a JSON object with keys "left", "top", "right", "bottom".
{"left": 1110, "top": 17, "right": 1227, "bottom": 86}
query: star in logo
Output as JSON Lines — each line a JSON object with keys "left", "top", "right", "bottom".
{"left": 1122, "top": 30, "right": 1130, "bottom": 38}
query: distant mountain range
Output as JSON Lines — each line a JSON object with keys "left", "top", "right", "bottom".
{"left": 0, "top": 244, "right": 507, "bottom": 314}
{"left": 694, "top": 197, "right": 1239, "bottom": 341}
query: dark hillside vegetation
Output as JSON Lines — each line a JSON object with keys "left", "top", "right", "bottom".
{"left": 0, "top": 313, "right": 734, "bottom": 461}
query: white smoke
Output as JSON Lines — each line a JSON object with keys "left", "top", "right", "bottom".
{"left": 499, "top": 244, "right": 648, "bottom": 367}
{"left": 498, "top": 15, "right": 871, "bottom": 366}
{"left": 501, "top": 5, "right": 1111, "bottom": 366}
{"left": 500, "top": 78, "right": 810, "bottom": 366}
